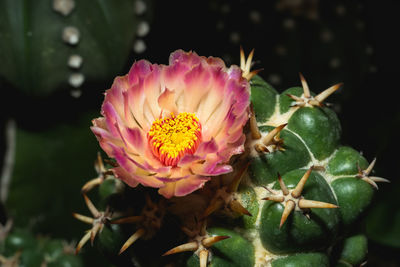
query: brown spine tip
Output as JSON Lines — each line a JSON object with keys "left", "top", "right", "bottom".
{"left": 280, "top": 200, "right": 295, "bottom": 228}
{"left": 118, "top": 228, "right": 146, "bottom": 255}
{"left": 314, "top": 82, "right": 343, "bottom": 104}
{"left": 229, "top": 200, "right": 252, "bottom": 216}
{"left": 90, "top": 223, "right": 101, "bottom": 246}
{"left": 162, "top": 242, "right": 198, "bottom": 256}
{"left": 202, "top": 235, "right": 230, "bottom": 248}
{"left": 247, "top": 68, "right": 263, "bottom": 80}
{"left": 291, "top": 166, "right": 313, "bottom": 198}
{"left": 249, "top": 104, "right": 262, "bottom": 140}
{"left": 262, "top": 124, "right": 287, "bottom": 147}
{"left": 83, "top": 194, "right": 100, "bottom": 218}
{"left": 81, "top": 177, "right": 102, "bottom": 193}
{"left": 361, "top": 177, "right": 379, "bottom": 190}
{"left": 364, "top": 158, "right": 377, "bottom": 176}
{"left": 277, "top": 173, "right": 289, "bottom": 195}
{"left": 299, "top": 73, "right": 311, "bottom": 98}
{"left": 298, "top": 199, "right": 338, "bottom": 209}
{"left": 75, "top": 230, "right": 91, "bottom": 255}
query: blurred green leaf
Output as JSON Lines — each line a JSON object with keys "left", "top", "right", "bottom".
{"left": 0, "top": 0, "right": 148, "bottom": 95}
{"left": 365, "top": 181, "right": 400, "bottom": 248}
{"left": 6, "top": 112, "right": 99, "bottom": 240}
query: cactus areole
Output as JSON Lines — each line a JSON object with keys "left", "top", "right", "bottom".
{"left": 74, "top": 49, "right": 388, "bottom": 267}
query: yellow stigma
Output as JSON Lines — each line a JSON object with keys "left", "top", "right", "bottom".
{"left": 148, "top": 112, "right": 202, "bottom": 166}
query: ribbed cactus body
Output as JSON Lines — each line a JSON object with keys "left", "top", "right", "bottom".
{"left": 181, "top": 75, "right": 376, "bottom": 266}
{"left": 75, "top": 74, "right": 383, "bottom": 267}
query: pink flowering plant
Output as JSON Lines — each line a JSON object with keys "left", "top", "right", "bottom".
{"left": 91, "top": 50, "right": 250, "bottom": 198}
{"left": 73, "top": 49, "right": 386, "bottom": 267}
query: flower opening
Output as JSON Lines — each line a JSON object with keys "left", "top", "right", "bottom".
{"left": 91, "top": 50, "right": 250, "bottom": 198}
{"left": 148, "top": 112, "right": 202, "bottom": 166}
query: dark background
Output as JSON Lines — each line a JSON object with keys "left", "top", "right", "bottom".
{"left": 1, "top": 0, "right": 399, "bottom": 266}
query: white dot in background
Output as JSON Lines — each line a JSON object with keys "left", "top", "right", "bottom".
{"left": 68, "top": 54, "right": 83, "bottom": 69}
{"left": 283, "top": 18, "right": 295, "bottom": 30}
{"left": 133, "top": 39, "right": 146, "bottom": 53}
{"left": 62, "top": 26, "right": 80, "bottom": 45}
{"left": 369, "top": 65, "right": 377, "bottom": 73}
{"left": 135, "top": 0, "right": 147, "bottom": 15}
{"left": 216, "top": 20, "right": 224, "bottom": 31}
{"left": 320, "top": 29, "right": 333, "bottom": 43}
{"left": 230, "top": 32, "right": 240, "bottom": 44}
{"left": 336, "top": 5, "right": 346, "bottom": 16}
{"left": 355, "top": 20, "right": 365, "bottom": 30}
{"left": 275, "top": 45, "right": 287, "bottom": 56}
{"left": 69, "top": 73, "right": 85, "bottom": 88}
{"left": 249, "top": 10, "right": 262, "bottom": 24}
{"left": 268, "top": 74, "right": 281, "bottom": 85}
{"left": 53, "top": 0, "right": 75, "bottom": 16}
{"left": 137, "top": 21, "right": 150, "bottom": 37}
{"left": 330, "top": 58, "right": 341, "bottom": 68}
{"left": 70, "top": 89, "right": 82, "bottom": 98}
{"left": 221, "top": 4, "right": 230, "bottom": 14}
{"left": 366, "top": 45, "right": 373, "bottom": 55}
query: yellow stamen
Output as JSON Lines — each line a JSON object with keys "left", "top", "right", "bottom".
{"left": 148, "top": 112, "right": 201, "bottom": 166}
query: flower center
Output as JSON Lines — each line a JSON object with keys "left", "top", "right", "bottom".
{"left": 148, "top": 112, "right": 202, "bottom": 166}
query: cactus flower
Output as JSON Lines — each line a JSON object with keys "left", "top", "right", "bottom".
{"left": 91, "top": 50, "right": 250, "bottom": 198}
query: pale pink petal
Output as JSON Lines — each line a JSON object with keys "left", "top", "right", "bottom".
{"left": 158, "top": 182, "right": 176, "bottom": 199}
{"left": 195, "top": 138, "right": 218, "bottom": 156}
{"left": 158, "top": 88, "right": 178, "bottom": 114}
{"left": 112, "top": 166, "right": 139, "bottom": 188}
{"left": 174, "top": 175, "right": 210, "bottom": 197}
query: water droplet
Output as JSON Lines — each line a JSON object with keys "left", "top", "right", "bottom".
{"left": 137, "top": 21, "right": 150, "bottom": 37}
{"left": 70, "top": 89, "right": 82, "bottom": 98}
{"left": 221, "top": 4, "right": 230, "bottom": 14}
{"left": 268, "top": 74, "right": 281, "bottom": 85}
{"left": 330, "top": 58, "right": 341, "bottom": 68}
{"left": 369, "top": 65, "right": 377, "bottom": 73}
{"left": 62, "top": 26, "right": 80, "bottom": 45}
{"left": 135, "top": 0, "right": 147, "bottom": 15}
{"left": 320, "top": 29, "right": 333, "bottom": 43}
{"left": 230, "top": 32, "right": 240, "bottom": 44}
{"left": 53, "top": 0, "right": 75, "bottom": 16}
{"left": 69, "top": 73, "right": 85, "bottom": 88}
{"left": 283, "top": 18, "right": 295, "bottom": 29}
{"left": 275, "top": 45, "right": 287, "bottom": 56}
{"left": 249, "top": 10, "right": 262, "bottom": 24}
{"left": 133, "top": 39, "right": 146, "bottom": 53}
{"left": 355, "top": 20, "right": 365, "bottom": 31}
{"left": 366, "top": 45, "right": 373, "bottom": 55}
{"left": 68, "top": 54, "right": 83, "bottom": 69}
{"left": 336, "top": 5, "right": 346, "bottom": 16}
{"left": 216, "top": 20, "right": 224, "bottom": 30}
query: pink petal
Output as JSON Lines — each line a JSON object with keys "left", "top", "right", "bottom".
{"left": 158, "top": 88, "right": 178, "bottom": 114}
{"left": 174, "top": 175, "right": 210, "bottom": 197}
{"left": 196, "top": 138, "right": 218, "bottom": 156}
